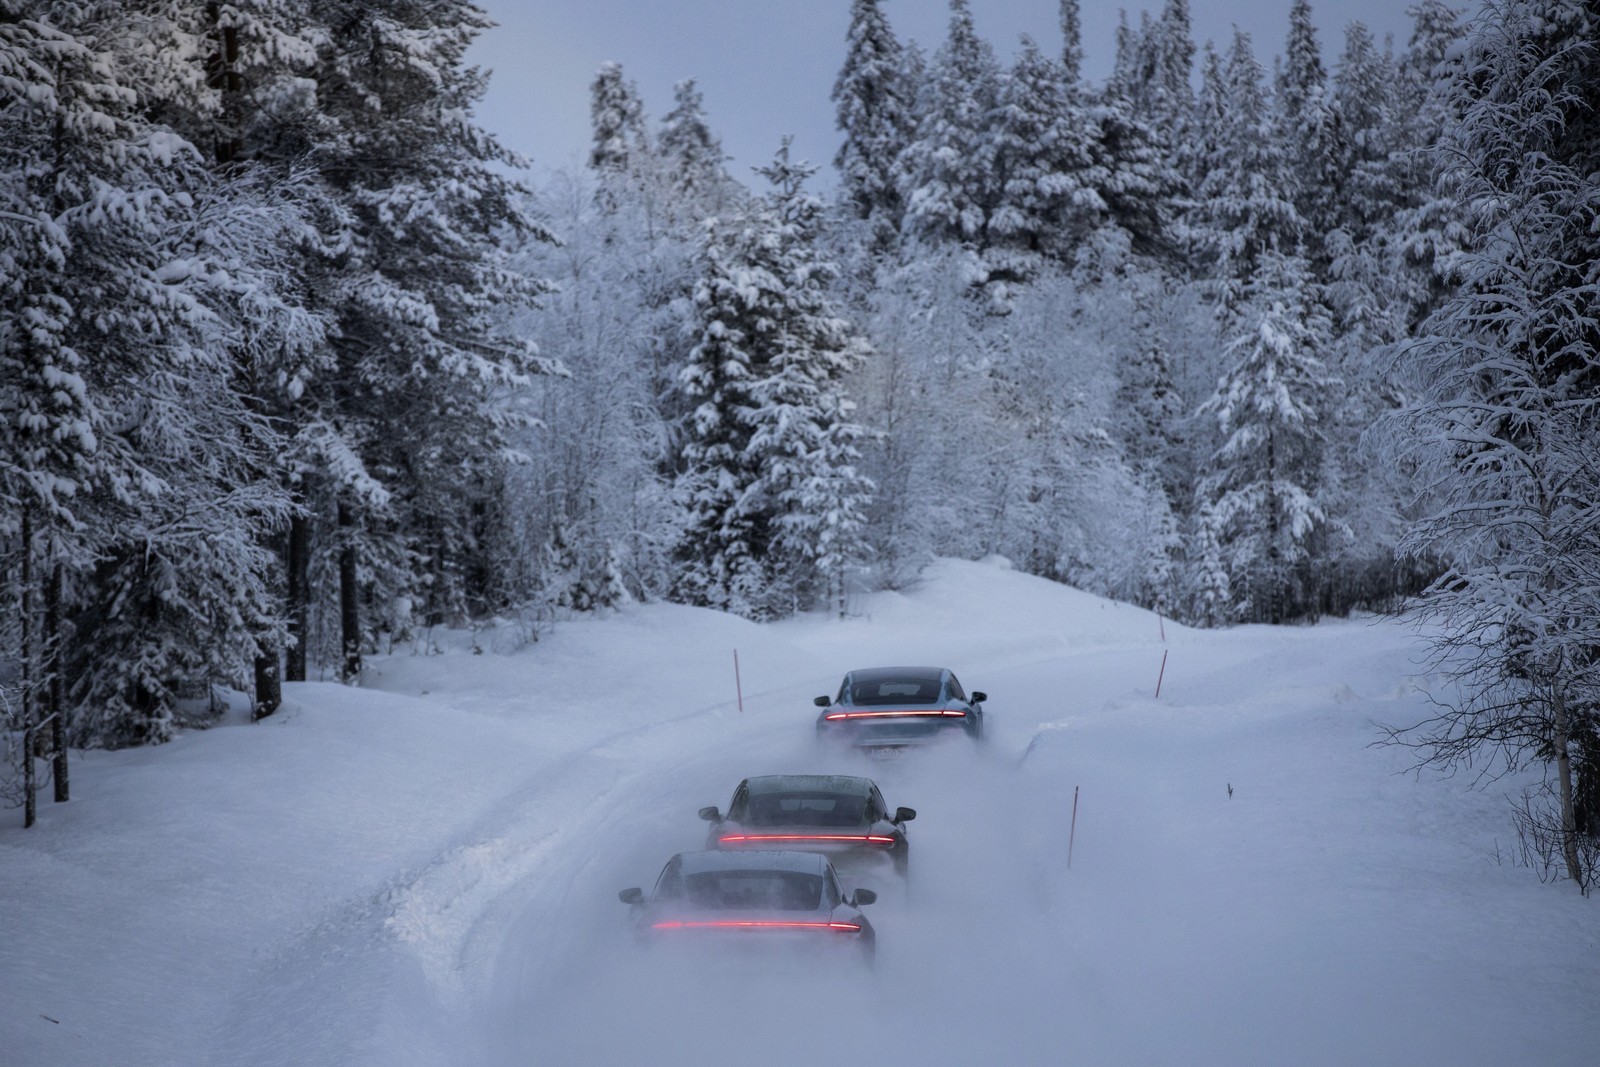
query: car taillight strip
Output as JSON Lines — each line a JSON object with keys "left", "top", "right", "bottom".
{"left": 823, "top": 709, "right": 967, "bottom": 720}
{"left": 653, "top": 920, "right": 861, "bottom": 932}
{"left": 719, "top": 834, "right": 896, "bottom": 845}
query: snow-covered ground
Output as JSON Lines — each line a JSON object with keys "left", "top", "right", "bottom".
{"left": 3, "top": 559, "right": 1596, "bottom": 1066}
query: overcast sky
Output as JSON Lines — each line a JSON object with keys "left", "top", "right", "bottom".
{"left": 467, "top": 1, "right": 1426, "bottom": 189}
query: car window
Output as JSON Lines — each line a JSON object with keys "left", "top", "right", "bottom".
{"left": 727, "top": 782, "right": 750, "bottom": 821}
{"left": 868, "top": 787, "right": 887, "bottom": 821}
{"left": 947, "top": 674, "right": 966, "bottom": 701}
{"left": 653, "top": 859, "right": 684, "bottom": 900}
{"left": 849, "top": 675, "right": 942, "bottom": 705}
{"left": 823, "top": 869, "right": 842, "bottom": 908}
{"left": 684, "top": 870, "right": 823, "bottom": 911}
{"left": 746, "top": 792, "right": 867, "bottom": 827}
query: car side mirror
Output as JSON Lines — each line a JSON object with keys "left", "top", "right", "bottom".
{"left": 813, "top": 695, "right": 831, "bottom": 707}
{"left": 618, "top": 887, "right": 644, "bottom": 905}
{"left": 697, "top": 806, "right": 721, "bottom": 822}
{"left": 971, "top": 691, "right": 987, "bottom": 703}
{"left": 852, "top": 889, "right": 877, "bottom": 906}
{"left": 894, "top": 806, "right": 916, "bottom": 823}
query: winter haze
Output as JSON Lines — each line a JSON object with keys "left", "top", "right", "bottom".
{"left": 3, "top": 1, "right": 1599, "bottom": 1065}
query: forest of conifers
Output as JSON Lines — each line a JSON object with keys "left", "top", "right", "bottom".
{"left": 1, "top": 0, "right": 1596, "bottom": 879}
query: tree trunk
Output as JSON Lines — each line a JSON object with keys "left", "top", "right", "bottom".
{"left": 46, "top": 558, "right": 67, "bottom": 803}
{"left": 339, "top": 502, "right": 361, "bottom": 683}
{"left": 253, "top": 650, "right": 281, "bottom": 720}
{"left": 21, "top": 509, "right": 35, "bottom": 829}
{"left": 286, "top": 508, "right": 310, "bottom": 682}
{"left": 1552, "top": 687, "right": 1585, "bottom": 891}
{"left": 207, "top": 3, "right": 244, "bottom": 164}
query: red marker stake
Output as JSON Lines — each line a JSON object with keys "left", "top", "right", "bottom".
{"left": 1068, "top": 785, "right": 1080, "bottom": 869}
{"left": 733, "top": 649, "right": 744, "bottom": 714}
{"left": 1155, "top": 649, "right": 1168, "bottom": 699}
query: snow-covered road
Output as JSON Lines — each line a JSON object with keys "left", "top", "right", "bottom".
{"left": 4, "top": 560, "right": 1597, "bottom": 1065}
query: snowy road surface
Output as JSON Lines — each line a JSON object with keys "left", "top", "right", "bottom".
{"left": 3, "top": 559, "right": 1596, "bottom": 1066}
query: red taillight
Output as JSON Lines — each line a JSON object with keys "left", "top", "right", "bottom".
{"left": 718, "top": 834, "right": 895, "bottom": 846}
{"left": 653, "top": 920, "right": 861, "bottom": 932}
{"left": 823, "top": 709, "right": 966, "bottom": 721}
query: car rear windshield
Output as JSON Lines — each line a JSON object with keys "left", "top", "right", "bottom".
{"left": 684, "top": 870, "right": 823, "bottom": 911}
{"left": 848, "top": 674, "right": 941, "bottom": 705}
{"left": 745, "top": 792, "right": 867, "bottom": 827}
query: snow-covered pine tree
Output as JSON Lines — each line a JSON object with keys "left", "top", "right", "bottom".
{"left": 1185, "top": 505, "right": 1233, "bottom": 627}
{"left": 986, "top": 35, "right": 1099, "bottom": 291}
{"left": 589, "top": 60, "right": 649, "bottom": 176}
{"left": 1197, "top": 250, "right": 1341, "bottom": 624}
{"left": 1132, "top": 0, "right": 1196, "bottom": 148}
{"left": 898, "top": 0, "right": 1001, "bottom": 265}
{"left": 657, "top": 78, "right": 730, "bottom": 216}
{"left": 1389, "top": 0, "right": 1600, "bottom": 890}
{"left": 302, "top": 0, "right": 558, "bottom": 675}
{"left": 674, "top": 142, "right": 872, "bottom": 619}
{"left": 1273, "top": 0, "right": 1341, "bottom": 271}
{"left": 1059, "top": 0, "right": 1083, "bottom": 84}
{"left": 1387, "top": 0, "right": 1471, "bottom": 335}
{"left": 833, "top": 0, "right": 916, "bottom": 249}
{"left": 672, "top": 219, "right": 780, "bottom": 616}
{"left": 1085, "top": 30, "right": 1182, "bottom": 265}
{"left": 123, "top": 0, "right": 339, "bottom": 708}
{"left": 749, "top": 142, "right": 874, "bottom": 616}
{"left": 0, "top": 2, "right": 297, "bottom": 744}
{"left": 1185, "top": 29, "right": 1301, "bottom": 318}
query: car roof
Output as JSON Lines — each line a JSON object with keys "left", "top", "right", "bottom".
{"left": 675, "top": 849, "right": 832, "bottom": 876}
{"left": 744, "top": 774, "right": 875, "bottom": 797}
{"left": 846, "top": 666, "right": 946, "bottom": 683}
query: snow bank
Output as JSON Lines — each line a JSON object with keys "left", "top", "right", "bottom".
{"left": 3, "top": 561, "right": 1596, "bottom": 1066}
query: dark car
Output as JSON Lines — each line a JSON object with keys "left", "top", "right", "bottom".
{"left": 699, "top": 774, "right": 915, "bottom": 876}
{"left": 814, "top": 666, "right": 986, "bottom": 756}
{"left": 618, "top": 850, "right": 876, "bottom": 963}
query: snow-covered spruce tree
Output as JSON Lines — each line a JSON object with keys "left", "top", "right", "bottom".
{"left": 0, "top": 3, "right": 297, "bottom": 745}
{"left": 303, "top": 0, "right": 558, "bottom": 677}
{"left": 1387, "top": 0, "right": 1472, "bottom": 335}
{"left": 673, "top": 142, "right": 872, "bottom": 619}
{"left": 985, "top": 35, "right": 1099, "bottom": 291}
{"left": 1314, "top": 21, "right": 1425, "bottom": 616}
{"left": 1184, "top": 29, "right": 1301, "bottom": 318}
{"left": 1085, "top": 26, "right": 1183, "bottom": 265}
{"left": 750, "top": 143, "right": 874, "bottom": 617}
{"left": 1197, "top": 250, "right": 1341, "bottom": 624}
{"left": 658, "top": 78, "right": 732, "bottom": 217}
{"left": 122, "top": 0, "right": 337, "bottom": 707}
{"left": 1129, "top": 0, "right": 1196, "bottom": 153}
{"left": 898, "top": 0, "right": 1001, "bottom": 268}
{"left": 589, "top": 60, "right": 649, "bottom": 181}
{"left": 833, "top": 0, "right": 916, "bottom": 250}
{"left": 1387, "top": 0, "right": 1600, "bottom": 891}
{"left": 1273, "top": 0, "right": 1341, "bottom": 272}
{"left": 1325, "top": 21, "right": 1406, "bottom": 342}
{"left": 1059, "top": 0, "right": 1083, "bottom": 83}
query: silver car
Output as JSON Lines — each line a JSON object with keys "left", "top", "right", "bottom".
{"left": 618, "top": 850, "right": 877, "bottom": 964}
{"left": 698, "top": 774, "right": 915, "bottom": 877}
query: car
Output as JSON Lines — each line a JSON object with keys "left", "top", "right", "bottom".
{"left": 814, "top": 665, "right": 986, "bottom": 756}
{"left": 618, "top": 849, "right": 876, "bottom": 963}
{"left": 698, "top": 774, "right": 915, "bottom": 876}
